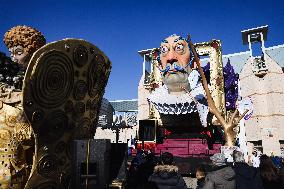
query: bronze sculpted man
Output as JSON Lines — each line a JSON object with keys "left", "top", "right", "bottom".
{"left": 2, "top": 25, "right": 111, "bottom": 189}
{"left": 0, "top": 25, "right": 46, "bottom": 189}
{"left": 4, "top": 26, "right": 46, "bottom": 67}
{"left": 21, "top": 39, "right": 111, "bottom": 188}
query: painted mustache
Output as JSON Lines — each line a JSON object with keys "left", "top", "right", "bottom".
{"left": 158, "top": 55, "right": 194, "bottom": 74}
{"left": 158, "top": 62, "right": 186, "bottom": 75}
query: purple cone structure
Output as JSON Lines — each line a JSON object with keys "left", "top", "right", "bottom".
{"left": 202, "top": 59, "right": 238, "bottom": 110}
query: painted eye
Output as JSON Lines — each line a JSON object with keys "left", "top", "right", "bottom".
{"left": 16, "top": 50, "right": 23, "bottom": 55}
{"left": 175, "top": 44, "right": 184, "bottom": 51}
{"left": 160, "top": 46, "right": 169, "bottom": 54}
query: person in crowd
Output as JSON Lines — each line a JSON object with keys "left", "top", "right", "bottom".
{"left": 271, "top": 155, "right": 282, "bottom": 169}
{"left": 148, "top": 152, "right": 187, "bottom": 189}
{"left": 280, "top": 157, "right": 284, "bottom": 188}
{"left": 196, "top": 165, "right": 206, "bottom": 189}
{"left": 259, "top": 154, "right": 281, "bottom": 189}
{"left": 202, "top": 153, "right": 236, "bottom": 189}
{"left": 251, "top": 151, "right": 261, "bottom": 168}
{"left": 126, "top": 150, "right": 157, "bottom": 189}
{"left": 125, "top": 150, "right": 145, "bottom": 189}
{"left": 137, "top": 151, "right": 157, "bottom": 189}
{"left": 232, "top": 150, "right": 263, "bottom": 189}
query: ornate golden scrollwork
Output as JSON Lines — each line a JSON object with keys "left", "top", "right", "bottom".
{"left": 0, "top": 102, "right": 32, "bottom": 189}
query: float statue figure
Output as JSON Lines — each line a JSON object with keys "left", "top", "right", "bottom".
{"left": 4, "top": 25, "right": 46, "bottom": 67}
{"left": 0, "top": 26, "right": 46, "bottom": 189}
{"left": 2, "top": 25, "right": 112, "bottom": 189}
{"left": 148, "top": 34, "right": 209, "bottom": 127}
{"left": 158, "top": 34, "right": 194, "bottom": 94}
{"left": 148, "top": 34, "right": 248, "bottom": 146}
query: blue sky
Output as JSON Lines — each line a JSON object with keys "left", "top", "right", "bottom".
{"left": 1, "top": 0, "right": 284, "bottom": 100}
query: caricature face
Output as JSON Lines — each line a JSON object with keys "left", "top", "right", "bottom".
{"left": 159, "top": 35, "right": 191, "bottom": 93}
{"left": 159, "top": 35, "right": 190, "bottom": 72}
{"left": 9, "top": 45, "right": 30, "bottom": 66}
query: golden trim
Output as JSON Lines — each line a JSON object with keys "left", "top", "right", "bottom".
{"left": 85, "top": 139, "right": 91, "bottom": 189}
{"left": 195, "top": 40, "right": 226, "bottom": 118}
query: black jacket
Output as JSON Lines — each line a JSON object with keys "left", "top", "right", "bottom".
{"left": 281, "top": 167, "right": 284, "bottom": 189}
{"left": 233, "top": 162, "right": 264, "bottom": 189}
{"left": 196, "top": 177, "right": 205, "bottom": 189}
{"left": 262, "top": 178, "right": 282, "bottom": 189}
{"left": 148, "top": 165, "right": 187, "bottom": 189}
{"left": 261, "top": 172, "right": 282, "bottom": 189}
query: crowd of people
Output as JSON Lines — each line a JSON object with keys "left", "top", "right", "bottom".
{"left": 125, "top": 150, "right": 284, "bottom": 189}
{"left": 125, "top": 150, "right": 187, "bottom": 189}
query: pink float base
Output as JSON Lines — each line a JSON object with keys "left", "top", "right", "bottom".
{"left": 132, "top": 138, "right": 221, "bottom": 158}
